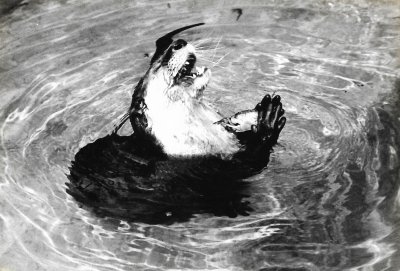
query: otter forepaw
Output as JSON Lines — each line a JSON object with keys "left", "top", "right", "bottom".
{"left": 129, "top": 98, "right": 149, "bottom": 135}
{"left": 251, "top": 94, "right": 286, "bottom": 145}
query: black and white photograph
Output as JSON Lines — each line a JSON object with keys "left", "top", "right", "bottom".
{"left": 0, "top": 0, "right": 400, "bottom": 270}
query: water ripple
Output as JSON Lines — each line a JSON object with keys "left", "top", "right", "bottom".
{"left": 1, "top": 0, "right": 400, "bottom": 270}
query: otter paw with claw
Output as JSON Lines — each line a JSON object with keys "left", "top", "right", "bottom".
{"left": 251, "top": 94, "right": 286, "bottom": 145}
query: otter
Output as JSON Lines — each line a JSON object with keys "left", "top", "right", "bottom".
{"left": 67, "top": 23, "right": 286, "bottom": 224}
{"left": 126, "top": 23, "right": 285, "bottom": 156}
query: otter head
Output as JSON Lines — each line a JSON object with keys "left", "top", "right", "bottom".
{"left": 151, "top": 38, "right": 211, "bottom": 100}
{"left": 147, "top": 28, "right": 211, "bottom": 103}
{"left": 132, "top": 23, "right": 209, "bottom": 105}
{"left": 129, "top": 23, "right": 211, "bottom": 136}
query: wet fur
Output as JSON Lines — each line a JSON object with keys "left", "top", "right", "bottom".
{"left": 130, "top": 41, "right": 241, "bottom": 156}
{"left": 67, "top": 24, "right": 286, "bottom": 223}
{"left": 139, "top": 66, "right": 240, "bottom": 156}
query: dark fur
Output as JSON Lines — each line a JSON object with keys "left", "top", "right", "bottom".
{"left": 66, "top": 25, "right": 286, "bottom": 224}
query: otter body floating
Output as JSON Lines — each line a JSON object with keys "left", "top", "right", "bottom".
{"left": 67, "top": 24, "right": 286, "bottom": 223}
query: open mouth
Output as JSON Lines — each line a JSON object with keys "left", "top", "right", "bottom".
{"left": 174, "top": 53, "right": 209, "bottom": 85}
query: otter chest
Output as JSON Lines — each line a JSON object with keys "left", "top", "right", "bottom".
{"left": 144, "top": 92, "right": 240, "bottom": 156}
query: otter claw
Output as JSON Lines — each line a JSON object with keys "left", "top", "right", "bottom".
{"left": 272, "top": 95, "right": 281, "bottom": 104}
{"left": 261, "top": 94, "right": 271, "bottom": 107}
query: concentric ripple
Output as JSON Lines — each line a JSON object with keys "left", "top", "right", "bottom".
{"left": 1, "top": 0, "right": 400, "bottom": 270}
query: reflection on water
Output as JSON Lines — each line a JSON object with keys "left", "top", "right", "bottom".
{"left": 1, "top": 0, "right": 400, "bottom": 270}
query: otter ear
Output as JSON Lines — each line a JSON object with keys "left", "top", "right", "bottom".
{"left": 150, "top": 23, "right": 205, "bottom": 64}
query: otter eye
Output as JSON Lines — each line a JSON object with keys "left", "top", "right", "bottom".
{"left": 173, "top": 43, "right": 183, "bottom": 50}
{"left": 172, "top": 39, "right": 187, "bottom": 51}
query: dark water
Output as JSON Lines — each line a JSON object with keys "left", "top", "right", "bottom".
{"left": 1, "top": 0, "right": 400, "bottom": 270}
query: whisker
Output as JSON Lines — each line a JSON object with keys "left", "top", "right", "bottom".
{"left": 191, "top": 32, "right": 215, "bottom": 47}
{"left": 192, "top": 38, "right": 214, "bottom": 48}
{"left": 198, "top": 57, "right": 218, "bottom": 65}
{"left": 197, "top": 57, "right": 231, "bottom": 72}
{"left": 194, "top": 44, "right": 223, "bottom": 53}
{"left": 196, "top": 54, "right": 224, "bottom": 63}
{"left": 196, "top": 46, "right": 225, "bottom": 52}
{"left": 195, "top": 46, "right": 214, "bottom": 50}
{"left": 211, "top": 36, "right": 223, "bottom": 63}
{"left": 197, "top": 54, "right": 224, "bottom": 64}
{"left": 213, "top": 51, "right": 231, "bottom": 67}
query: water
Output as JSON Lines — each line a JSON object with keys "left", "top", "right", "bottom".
{"left": 1, "top": 0, "right": 400, "bottom": 270}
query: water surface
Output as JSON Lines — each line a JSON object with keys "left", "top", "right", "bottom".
{"left": 1, "top": 0, "right": 400, "bottom": 270}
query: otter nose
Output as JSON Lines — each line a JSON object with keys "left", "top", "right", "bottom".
{"left": 173, "top": 39, "right": 187, "bottom": 50}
